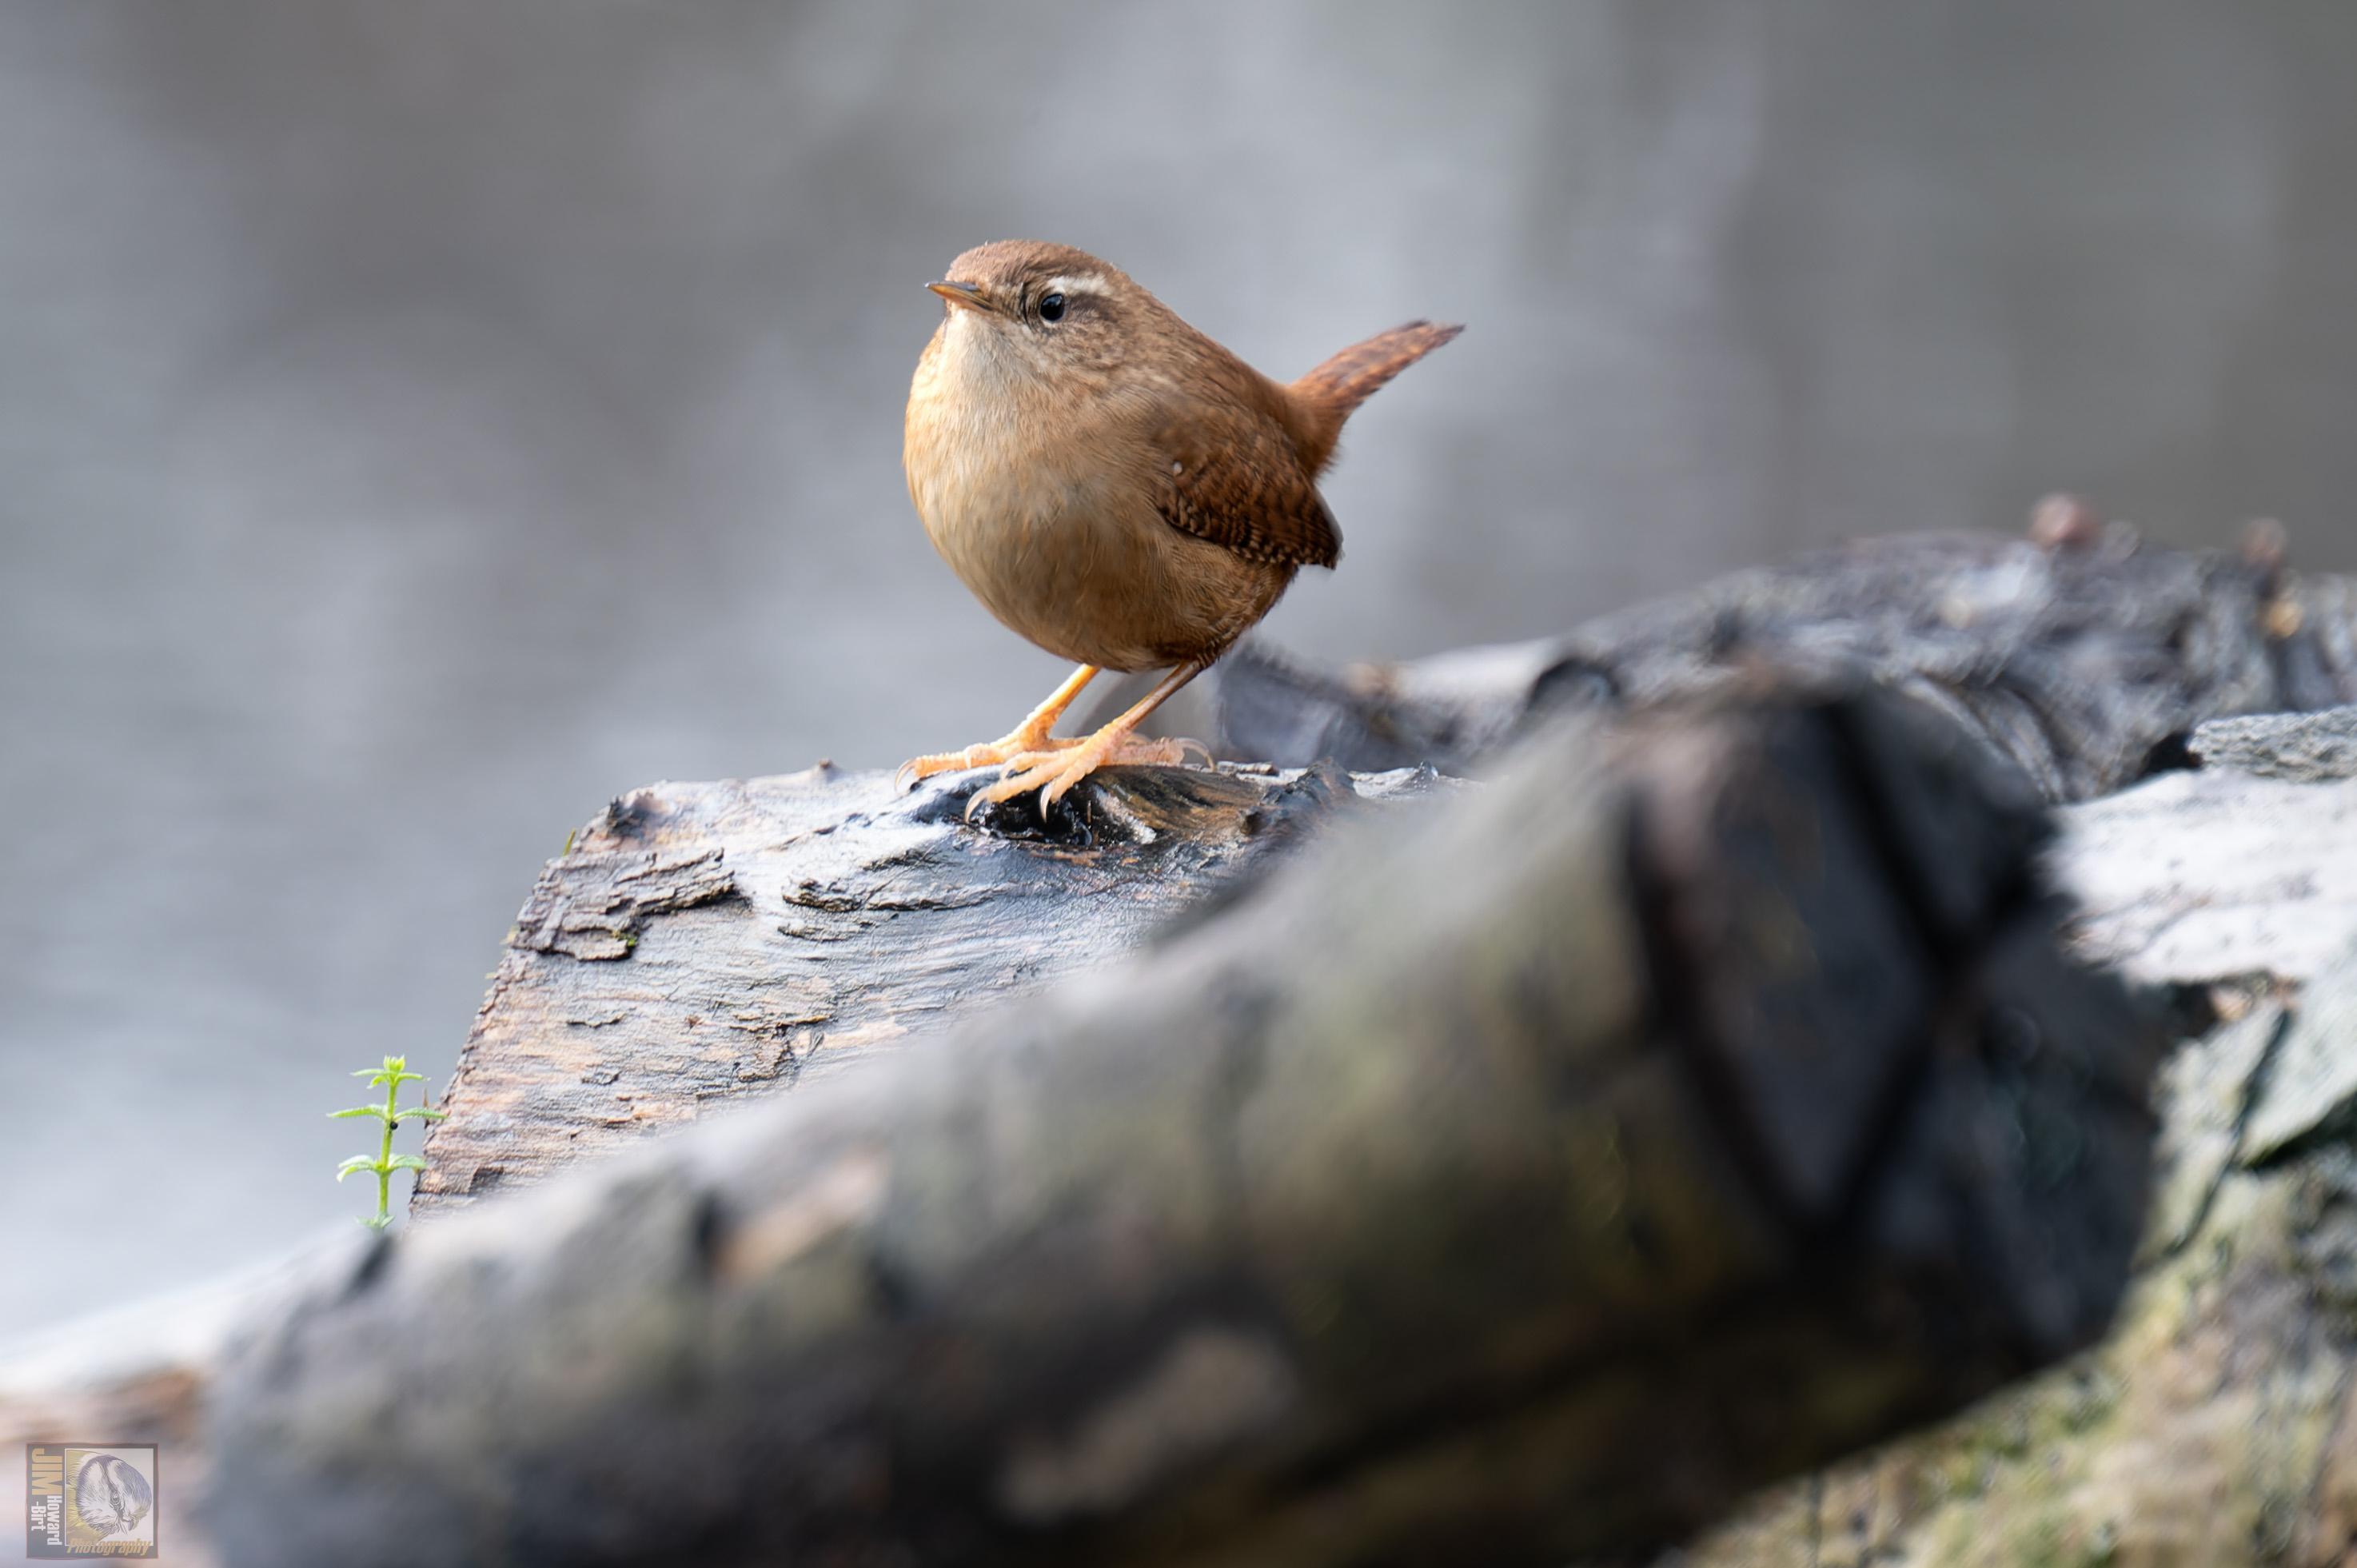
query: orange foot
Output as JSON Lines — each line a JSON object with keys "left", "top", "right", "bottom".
{"left": 895, "top": 730, "right": 1084, "bottom": 790}
{"left": 968, "top": 728, "right": 1212, "bottom": 817}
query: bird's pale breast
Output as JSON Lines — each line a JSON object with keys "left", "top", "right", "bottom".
{"left": 905, "top": 337, "right": 1289, "bottom": 672}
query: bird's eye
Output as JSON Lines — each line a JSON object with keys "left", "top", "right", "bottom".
{"left": 1038, "top": 293, "right": 1066, "bottom": 323}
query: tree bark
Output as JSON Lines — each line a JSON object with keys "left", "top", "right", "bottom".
{"left": 416, "top": 761, "right": 1450, "bottom": 1213}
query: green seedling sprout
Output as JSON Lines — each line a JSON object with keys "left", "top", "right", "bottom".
{"left": 331, "top": 1055, "right": 446, "bottom": 1231}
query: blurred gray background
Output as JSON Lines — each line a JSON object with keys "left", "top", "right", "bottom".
{"left": 2, "top": 0, "right": 2351, "bottom": 1335}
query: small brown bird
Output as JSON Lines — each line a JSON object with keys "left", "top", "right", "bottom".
{"left": 898, "top": 240, "right": 1461, "bottom": 812}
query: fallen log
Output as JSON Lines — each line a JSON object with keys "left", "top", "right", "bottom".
{"left": 195, "top": 693, "right": 2153, "bottom": 1566}
{"left": 0, "top": 690, "right": 2157, "bottom": 1566}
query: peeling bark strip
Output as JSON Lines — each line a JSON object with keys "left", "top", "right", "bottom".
{"left": 421, "top": 760, "right": 1446, "bottom": 1210}
{"left": 1212, "top": 531, "right": 2357, "bottom": 800}
{"left": 198, "top": 696, "right": 2156, "bottom": 1567}
{"left": 512, "top": 845, "right": 739, "bottom": 960}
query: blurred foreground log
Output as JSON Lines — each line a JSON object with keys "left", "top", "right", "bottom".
{"left": 0, "top": 691, "right": 2156, "bottom": 1566}
{"left": 193, "top": 693, "right": 2151, "bottom": 1566}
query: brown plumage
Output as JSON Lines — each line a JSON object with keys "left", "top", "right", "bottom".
{"left": 899, "top": 240, "right": 1461, "bottom": 812}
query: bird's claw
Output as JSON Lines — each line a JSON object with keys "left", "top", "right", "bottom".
{"left": 963, "top": 734, "right": 1212, "bottom": 820}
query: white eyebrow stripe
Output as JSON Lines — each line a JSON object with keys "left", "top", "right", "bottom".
{"left": 1042, "top": 274, "right": 1111, "bottom": 298}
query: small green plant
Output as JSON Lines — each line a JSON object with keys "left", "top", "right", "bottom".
{"left": 331, "top": 1055, "right": 445, "bottom": 1231}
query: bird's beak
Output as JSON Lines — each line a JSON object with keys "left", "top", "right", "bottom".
{"left": 927, "top": 280, "right": 994, "bottom": 313}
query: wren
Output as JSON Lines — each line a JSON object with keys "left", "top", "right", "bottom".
{"left": 898, "top": 240, "right": 1461, "bottom": 812}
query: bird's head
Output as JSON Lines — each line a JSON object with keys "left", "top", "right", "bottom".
{"left": 923, "top": 240, "right": 1156, "bottom": 385}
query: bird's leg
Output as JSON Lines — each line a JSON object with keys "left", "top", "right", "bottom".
{"left": 896, "top": 664, "right": 1100, "bottom": 788}
{"left": 973, "top": 661, "right": 1214, "bottom": 815}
